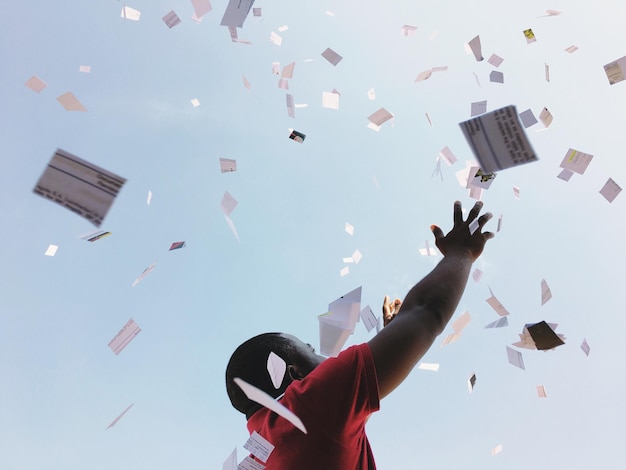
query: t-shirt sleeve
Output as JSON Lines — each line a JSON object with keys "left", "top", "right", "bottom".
{"left": 285, "top": 343, "right": 380, "bottom": 438}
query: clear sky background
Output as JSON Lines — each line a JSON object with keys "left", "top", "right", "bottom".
{"left": 1, "top": 1, "right": 625, "bottom": 469}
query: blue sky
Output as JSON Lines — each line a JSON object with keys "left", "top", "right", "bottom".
{"left": 1, "top": 1, "right": 625, "bottom": 468}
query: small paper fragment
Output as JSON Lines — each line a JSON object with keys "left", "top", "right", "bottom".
{"left": 580, "top": 339, "right": 591, "bottom": 356}
{"left": 222, "top": 448, "right": 237, "bottom": 470}
{"left": 25, "top": 75, "right": 47, "bottom": 92}
{"left": 359, "top": 305, "right": 378, "bottom": 332}
{"left": 345, "top": 223, "right": 354, "bottom": 236}
{"left": 267, "top": 352, "right": 286, "bottom": 389}
{"left": 418, "top": 363, "right": 440, "bottom": 372}
{"left": 121, "top": 6, "right": 141, "bottom": 21}
{"left": 270, "top": 31, "right": 282, "bottom": 46}
{"left": 219, "top": 158, "right": 237, "bottom": 173}
{"left": 489, "top": 71, "right": 504, "bottom": 84}
{"left": 57, "top": 92, "right": 87, "bottom": 111}
{"left": 221, "top": 191, "right": 238, "bottom": 216}
{"left": 79, "top": 65, "right": 91, "bottom": 73}
{"left": 468, "top": 35, "right": 483, "bottom": 61}
{"left": 106, "top": 404, "right": 134, "bottom": 429}
{"left": 244, "top": 431, "right": 275, "bottom": 463}
{"left": 439, "top": 147, "right": 457, "bottom": 166}
{"left": 560, "top": 148, "right": 593, "bottom": 175}
{"left": 486, "top": 288, "right": 510, "bottom": 316}
{"left": 603, "top": 55, "right": 626, "bottom": 85}
{"left": 471, "top": 268, "right": 483, "bottom": 283}
{"left": 340, "top": 266, "right": 350, "bottom": 277}
{"left": 565, "top": 45, "right": 578, "bottom": 53}
{"left": 44, "top": 244, "right": 58, "bottom": 256}
{"left": 599, "top": 178, "right": 622, "bottom": 202}
{"left": 537, "top": 385, "right": 547, "bottom": 398}
{"left": 491, "top": 444, "right": 503, "bottom": 456}
{"left": 468, "top": 373, "right": 477, "bottom": 393}
{"left": 470, "top": 100, "right": 487, "bottom": 116}
{"left": 190, "top": 98, "right": 200, "bottom": 107}
{"left": 108, "top": 318, "right": 141, "bottom": 355}
{"left": 169, "top": 241, "right": 186, "bottom": 251}
{"left": 163, "top": 10, "right": 182, "bottom": 28}
{"left": 131, "top": 262, "right": 157, "bottom": 287}
{"left": 484, "top": 317, "right": 508, "bottom": 329}
{"left": 557, "top": 169, "right": 574, "bottom": 181}
{"left": 513, "top": 186, "right": 521, "bottom": 199}
{"left": 401, "top": 25, "right": 417, "bottom": 36}
{"left": 506, "top": 346, "right": 525, "bottom": 370}
{"left": 321, "top": 47, "right": 343, "bottom": 66}
{"left": 146, "top": 190, "right": 153, "bottom": 205}
{"left": 519, "top": 109, "right": 538, "bottom": 128}
{"left": 523, "top": 28, "right": 537, "bottom": 44}
{"left": 540, "top": 279, "right": 552, "bottom": 305}
{"left": 487, "top": 54, "right": 503, "bottom": 67}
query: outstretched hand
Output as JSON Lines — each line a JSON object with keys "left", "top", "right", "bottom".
{"left": 382, "top": 295, "right": 402, "bottom": 327}
{"left": 430, "top": 201, "right": 494, "bottom": 261}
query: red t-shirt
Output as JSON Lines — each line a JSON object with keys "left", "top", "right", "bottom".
{"left": 247, "top": 343, "right": 380, "bottom": 469}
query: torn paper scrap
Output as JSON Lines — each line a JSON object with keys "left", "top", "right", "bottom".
{"left": 163, "top": 10, "right": 181, "bottom": 28}
{"left": 359, "top": 305, "right": 378, "bottom": 332}
{"left": 537, "top": 385, "right": 547, "bottom": 398}
{"left": 484, "top": 317, "right": 508, "bottom": 329}
{"left": 81, "top": 230, "right": 112, "bottom": 242}
{"left": 418, "top": 363, "right": 440, "bottom": 372}
{"left": 25, "top": 75, "right": 47, "bottom": 92}
{"left": 468, "top": 35, "right": 484, "bottom": 61}
{"left": 425, "top": 112, "right": 433, "bottom": 126}
{"left": 468, "top": 373, "right": 477, "bottom": 393}
{"left": 486, "top": 288, "right": 510, "bottom": 316}
{"left": 219, "top": 158, "right": 237, "bottom": 173}
{"left": 459, "top": 105, "right": 538, "bottom": 173}
{"left": 527, "top": 321, "right": 565, "bottom": 350}
{"left": 131, "top": 262, "right": 157, "bottom": 287}
{"left": 234, "top": 378, "right": 307, "bottom": 433}
{"left": 599, "top": 178, "right": 622, "bottom": 202}
{"left": 57, "top": 92, "right": 87, "bottom": 111}
{"left": 519, "top": 109, "right": 538, "bottom": 128}
{"left": 270, "top": 31, "right": 282, "bottom": 46}
{"left": 441, "top": 332, "right": 462, "bottom": 347}
{"left": 33, "top": 148, "right": 126, "bottom": 227}
{"left": 565, "top": 45, "right": 578, "bottom": 53}
{"left": 471, "top": 268, "right": 483, "bottom": 283}
{"left": 489, "top": 71, "right": 504, "bottom": 84}
{"left": 523, "top": 28, "right": 537, "bottom": 44}
{"left": 267, "top": 352, "right": 286, "bottom": 389}
{"left": 401, "top": 25, "right": 417, "bottom": 36}
{"left": 106, "top": 404, "right": 134, "bottom": 429}
{"left": 223, "top": 448, "right": 237, "bottom": 470}
{"left": 560, "top": 148, "right": 593, "bottom": 175}
{"left": 288, "top": 129, "right": 305, "bottom": 143}
{"left": 541, "top": 279, "right": 552, "bottom": 305}
{"left": 580, "top": 339, "right": 591, "bottom": 356}
{"left": 367, "top": 108, "right": 394, "bottom": 126}
{"left": 538, "top": 108, "right": 553, "bottom": 129}
{"left": 278, "top": 25, "right": 288, "bottom": 32}
{"left": 345, "top": 222, "right": 354, "bottom": 236}
{"left": 491, "top": 444, "right": 503, "bottom": 456}
{"left": 220, "top": 0, "right": 254, "bottom": 28}
{"left": 439, "top": 147, "right": 457, "bottom": 166}
{"left": 169, "top": 241, "right": 186, "bottom": 251}
{"left": 470, "top": 100, "right": 487, "bottom": 117}
{"left": 121, "top": 6, "right": 141, "bottom": 21}
{"left": 108, "top": 318, "right": 141, "bottom": 355}
{"left": 44, "top": 244, "right": 58, "bottom": 256}
{"left": 190, "top": 98, "right": 200, "bottom": 107}
{"left": 603, "top": 55, "right": 626, "bottom": 85}
{"left": 221, "top": 191, "right": 238, "bottom": 216}
{"left": 488, "top": 54, "right": 503, "bottom": 67}
{"left": 321, "top": 47, "right": 343, "bottom": 66}
{"left": 322, "top": 91, "right": 340, "bottom": 109}
{"left": 506, "top": 346, "right": 525, "bottom": 370}
{"left": 192, "top": 0, "right": 213, "bottom": 19}
{"left": 244, "top": 431, "right": 275, "bottom": 463}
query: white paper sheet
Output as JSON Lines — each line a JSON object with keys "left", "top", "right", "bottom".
{"left": 604, "top": 55, "right": 626, "bottom": 85}
{"left": 244, "top": 431, "right": 275, "bottom": 463}
{"left": 25, "top": 75, "right": 47, "bottom": 92}
{"left": 506, "top": 346, "right": 525, "bottom": 370}
{"left": 599, "top": 178, "right": 622, "bottom": 202}
{"left": 132, "top": 262, "right": 157, "bottom": 287}
{"left": 220, "top": 158, "right": 237, "bottom": 173}
{"left": 560, "top": 148, "right": 593, "bottom": 174}
{"left": 541, "top": 279, "right": 552, "bottom": 305}
{"left": 359, "top": 305, "right": 378, "bottom": 332}
{"left": 267, "top": 352, "right": 286, "bottom": 389}
{"left": 486, "top": 288, "right": 510, "bottom": 316}
{"left": 108, "top": 318, "right": 141, "bottom": 355}
{"left": 44, "top": 244, "right": 58, "bottom": 256}
{"left": 57, "top": 92, "right": 87, "bottom": 111}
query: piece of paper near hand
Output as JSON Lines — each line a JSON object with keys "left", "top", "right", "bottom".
{"left": 44, "top": 244, "right": 58, "bottom": 256}
{"left": 25, "top": 75, "right": 47, "bottom": 92}
{"left": 220, "top": 0, "right": 254, "bottom": 28}
{"left": 467, "top": 35, "right": 484, "bottom": 61}
{"left": 57, "top": 92, "right": 87, "bottom": 111}
{"left": 131, "top": 262, "right": 157, "bottom": 287}
{"left": 106, "top": 403, "right": 134, "bottom": 429}
{"left": 163, "top": 10, "right": 181, "bottom": 28}
{"left": 459, "top": 105, "right": 538, "bottom": 173}
{"left": 418, "top": 240, "right": 437, "bottom": 256}
{"left": 33, "top": 148, "right": 126, "bottom": 227}
{"left": 526, "top": 321, "right": 566, "bottom": 350}
{"left": 220, "top": 191, "right": 238, "bottom": 216}
{"left": 506, "top": 346, "right": 525, "bottom": 370}
{"left": 322, "top": 91, "right": 340, "bottom": 109}
{"left": 523, "top": 28, "right": 537, "bottom": 44}
{"left": 121, "top": 6, "right": 141, "bottom": 21}
{"left": 603, "top": 55, "right": 626, "bottom": 85}
{"left": 238, "top": 456, "right": 265, "bottom": 470}
{"left": 222, "top": 448, "right": 237, "bottom": 470}
{"left": 219, "top": 158, "right": 237, "bottom": 173}
{"left": 486, "top": 288, "right": 510, "bottom": 316}
{"left": 267, "top": 352, "right": 286, "bottom": 389}
{"left": 452, "top": 311, "right": 471, "bottom": 334}
{"left": 359, "top": 305, "right": 378, "bottom": 333}
{"left": 108, "top": 318, "right": 141, "bottom": 355}
{"left": 321, "top": 47, "right": 343, "bottom": 66}
{"left": 234, "top": 378, "right": 307, "bottom": 433}
{"left": 541, "top": 279, "right": 552, "bottom": 305}
{"left": 244, "top": 431, "right": 275, "bottom": 463}
{"left": 560, "top": 148, "right": 593, "bottom": 175}
{"left": 599, "top": 178, "right": 622, "bottom": 202}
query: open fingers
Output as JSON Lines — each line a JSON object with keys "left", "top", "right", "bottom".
{"left": 465, "top": 201, "right": 484, "bottom": 223}
{"left": 453, "top": 200, "right": 463, "bottom": 225}
{"left": 477, "top": 212, "right": 493, "bottom": 228}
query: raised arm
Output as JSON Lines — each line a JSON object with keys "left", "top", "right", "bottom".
{"left": 368, "top": 201, "right": 493, "bottom": 399}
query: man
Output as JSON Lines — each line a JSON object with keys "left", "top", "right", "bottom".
{"left": 226, "top": 201, "right": 494, "bottom": 469}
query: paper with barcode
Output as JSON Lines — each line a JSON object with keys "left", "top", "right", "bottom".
{"left": 243, "top": 431, "right": 275, "bottom": 463}
{"left": 459, "top": 105, "right": 538, "bottom": 173}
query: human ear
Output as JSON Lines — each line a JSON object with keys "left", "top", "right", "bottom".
{"left": 287, "top": 364, "right": 304, "bottom": 381}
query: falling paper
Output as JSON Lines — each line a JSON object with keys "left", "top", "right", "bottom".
{"left": 286, "top": 94, "right": 295, "bottom": 117}
{"left": 190, "top": 98, "right": 200, "bottom": 107}
{"left": 131, "top": 262, "right": 157, "bottom": 287}
{"left": 224, "top": 214, "right": 240, "bottom": 242}
{"left": 492, "top": 445, "right": 503, "bottom": 456}
{"left": 486, "top": 288, "right": 510, "bottom": 316}
{"left": 506, "top": 346, "right": 525, "bottom": 370}
{"left": 222, "top": 448, "right": 237, "bottom": 470}
{"left": 513, "top": 186, "right": 520, "bottom": 199}
{"left": 557, "top": 169, "right": 574, "bottom": 182}
{"left": 220, "top": 0, "right": 255, "bottom": 28}
{"left": 345, "top": 223, "right": 354, "bottom": 236}
{"left": 322, "top": 91, "right": 340, "bottom": 109}
{"left": 191, "top": 0, "right": 213, "bottom": 19}
{"left": 147, "top": 190, "right": 153, "bottom": 205}
{"left": 33, "top": 149, "right": 126, "bottom": 227}
{"left": 25, "top": 75, "right": 47, "bottom": 92}
{"left": 219, "top": 158, "right": 237, "bottom": 173}
{"left": 278, "top": 79, "right": 289, "bottom": 90}
{"left": 81, "top": 230, "right": 111, "bottom": 242}
{"left": 497, "top": 214, "right": 503, "bottom": 232}
{"left": 439, "top": 146, "right": 457, "bottom": 166}
{"left": 252, "top": 7, "right": 261, "bottom": 16}
{"left": 489, "top": 71, "right": 504, "bottom": 83}
{"left": 565, "top": 45, "right": 578, "bottom": 53}
{"left": 418, "top": 363, "right": 440, "bottom": 372}
{"left": 468, "top": 373, "right": 477, "bottom": 393}
{"left": 244, "top": 431, "right": 275, "bottom": 463}
{"left": 270, "top": 31, "right": 282, "bottom": 46}
{"left": 106, "top": 404, "right": 134, "bottom": 429}
{"left": 537, "top": 385, "right": 548, "bottom": 398}
{"left": 281, "top": 62, "right": 295, "bottom": 79}
{"left": 523, "top": 28, "right": 537, "bottom": 44}
{"left": 527, "top": 321, "right": 565, "bottom": 350}
{"left": 221, "top": 191, "right": 238, "bottom": 216}
{"left": 57, "top": 92, "right": 87, "bottom": 111}
{"left": 163, "top": 10, "right": 181, "bottom": 28}
{"left": 44, "top": 244, "right": 58, "bottom": 256}
{"left": 560, "top": 148, "right": 593, "bottom": 175}
{"left": 108, "top": 318, "right": 141, "bottom": 355}
{"left": 242, "top": 75, "right": 252, "bottom": 89}
{"left": 580, "top": 339, "right": 591, "bottom": 356}
{"left": 519, "top": 109, "right": 538, "bottom": 128}
{"left": 484, "top": 317, "right": 508, "bottom": 329}
{"left": 351, "top": 249, "right": 363, "bottom": 264}
{"left": 234, "top": 378, "right": 307, "bottom": 433}
{"left": 603, "top": 55, "right": 626, "bottom": 85}
{"left": 541, "top": 279, "right": 552, "bottom": 305}
{"left": 339, "top": 266, "right": 349, "bottom": 277}
{"left": 267, "top": 352, "right": 286, "bottom": 389}
{"left": 121, "top": 6, "right": 141, "bottom": 21}
{"left": 488, "top": 54, "right": 503, "bottom": 67}
{"left": 470, "top": 100, "right": 487, "bottom": 116}
{"left": 472, "top": 268, "right": 483, "bottom": 283}
{"left": 321, "top": 47, "right": 343, "bottom": 66}
{"left": 367, "top": 88, "right": 375, "bottom": 100}
{"left": 289, "top": 129, "right": 305, "bottom": 143}
{"left": 367, "top": 108, "right": 394, "bottom": 126}
{"left": 545, "top": 63, "right": 550, "bottom": 82}
{"left": 401, "top": 25, "right": 417, "bottom": 36}
{"left": 169, "top": 241, "right": 186, "bottom": 251}
{"left": 459, "top": 105, "right": 538, "bottom": 173}
{"left": 359, "top": 305, "right": 378, "bottom": 332}
{"left": 468, "top": 35, "right": 484, "bottom": 61}
{"left": 79, "top": 65, "right": 91, "bottom": 73}
{"left": 238, "top": 456, "right": 265, "bottom": 470}
{"left": 599, "top": 178, "right": 622, "bottom": 202}
{"left": 415, "top": 70, "right": 433, "bottom": 82}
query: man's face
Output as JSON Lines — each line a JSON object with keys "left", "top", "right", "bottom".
{"left": 279, "top": 333, "right": 326, "bottom": 377}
